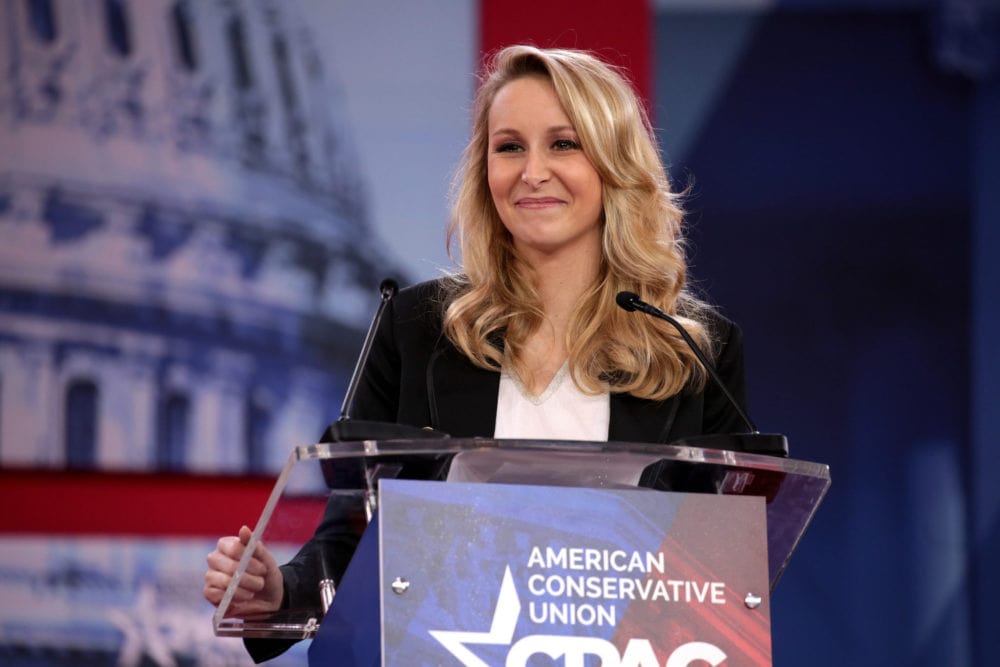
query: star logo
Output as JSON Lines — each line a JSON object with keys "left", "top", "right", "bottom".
{"left": 425, "top": 565, "right": 730, "bottom": 667}
{"left": 428, "top": 566, "right": 521, "bottom": 666}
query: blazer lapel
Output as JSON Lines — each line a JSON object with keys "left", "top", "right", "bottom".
{"left": 427, "top": 338, "right": 500, "bottom": 438}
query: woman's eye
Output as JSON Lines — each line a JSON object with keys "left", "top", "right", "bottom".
{"left": 553, "top": 139, "right": 581, "bottom": 151}
{"left": 494, "top": 142, "right": 522, "bottom": 153}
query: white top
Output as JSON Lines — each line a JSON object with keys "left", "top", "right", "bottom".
{"left": 494, "top": 362, "right": 610, "bottom": 441}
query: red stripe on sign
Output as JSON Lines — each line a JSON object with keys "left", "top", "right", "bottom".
{"left": 479, "top": 0, "right": 652, "bottom": 104}
{"left": 0, "top": 468, "right": 286, "bottom": 538}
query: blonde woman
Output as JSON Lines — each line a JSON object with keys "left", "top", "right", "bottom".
{"left": 205, "top": 45, "right": 749, "bottom": 661}
{"left": 353, "top": 44, "right": 746, "bottom": 443}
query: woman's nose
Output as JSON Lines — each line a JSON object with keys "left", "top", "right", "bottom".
{"left": 521, "top": 152, "right": 551, "bottom": 187}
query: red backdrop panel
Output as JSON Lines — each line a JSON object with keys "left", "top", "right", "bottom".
{"left": 0, "top": 469, "right": 293, "bottom": 539}
{"left": 479, "top": 0, "right": 652, "bottom": 104}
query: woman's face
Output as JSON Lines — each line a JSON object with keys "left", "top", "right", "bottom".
{"left": 486, "top": 76, "right": 604, "bottom": 265}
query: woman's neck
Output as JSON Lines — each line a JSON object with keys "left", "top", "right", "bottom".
{"left": 529, "top": 247, "right": 600, "bottom": 328}
{"left": 512, "top": 247, "right": 600, "bottom": 395}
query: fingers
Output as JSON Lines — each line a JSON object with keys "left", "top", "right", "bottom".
{"left": 208, "top": 535, "right": 271, "bottom": 576}
{"left": 203, "top": 561, "right": 269, "bottom": 608}
{"left": 204, "top": 527, "right": 283, "bottom": 612}
{"left": 235, "top": 525, "right": 279, "bottom": 573}
{"left": 253, "top": 539, "right": 280, "bottom": 571}
{"left": 215, "top": 535, "right": 247, "bottom": 560}
{"left": 205, "top": 572, "right": 264, "bottom": 604}
{"left": 204, "top": 579, "right": 259, "bottom": 604}
{"left": 203, "top": 582, "right": 224, "bottom": 605}
{"left": 203, "top": 529, "right": 273, "bottom": 609}
{"left": 206, "top": 550, "right": 269, "bottom": 579}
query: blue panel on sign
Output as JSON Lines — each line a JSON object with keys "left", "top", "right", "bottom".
{"left": 377, "top": 479, "right": 770, "bottom": 666}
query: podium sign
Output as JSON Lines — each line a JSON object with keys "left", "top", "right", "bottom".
{"left": 373, "top": 479, "right": 771, "bottom": 666}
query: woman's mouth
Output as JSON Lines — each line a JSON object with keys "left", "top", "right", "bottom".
{"left": 516, "top": 197, "right": 564, "bottom": 209}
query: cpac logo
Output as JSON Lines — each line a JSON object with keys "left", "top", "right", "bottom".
{"left": 429, "top": 567, "right": 727, "bottom": 667}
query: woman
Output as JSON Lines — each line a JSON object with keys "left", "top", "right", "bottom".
{"left": 351, "top": 44, "right": 746, "bottom": 442}
{"left": 204, "top": 44, "right": 748, "bottom": 660}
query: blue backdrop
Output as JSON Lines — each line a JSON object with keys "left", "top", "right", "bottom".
{"left": 656, "top": 4, "right": 998, "bottom": 665}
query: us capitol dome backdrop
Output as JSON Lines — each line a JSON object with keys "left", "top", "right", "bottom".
{"left": 0, "top": 0, "right": 405, "bottom": 475}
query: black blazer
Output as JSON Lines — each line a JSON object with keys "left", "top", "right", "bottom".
{"left": 351, "top": 279, "right": 750, "bottom": 442}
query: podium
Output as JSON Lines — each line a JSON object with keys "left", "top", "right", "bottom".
{"left": 213, "top": 438, "right": 829, "bottom": 666}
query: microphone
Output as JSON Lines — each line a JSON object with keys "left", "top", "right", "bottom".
{"left": 615, "top": 291, "right": 787, "bottom": 457}
{"left": 338, "top": 278, "right": 398, "bottom": 422}
{"left": 321, "top": 279, "right": 448, "bottom": 443}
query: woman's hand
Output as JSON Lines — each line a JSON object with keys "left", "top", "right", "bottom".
{"left": 204, "top": 525, "right": 284, "bottom": 616}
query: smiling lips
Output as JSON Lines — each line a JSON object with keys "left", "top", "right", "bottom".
{"left": 515, "top": 197, "right": 565, "bottom": 209}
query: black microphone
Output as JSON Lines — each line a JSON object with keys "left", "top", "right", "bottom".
{"left": 615, "top": 291, "right": 787, "bottom": 457}
{"left": 338, "top": 278, "right": 398, "bottom": 422}
{"left": 321, "top": 279, "right": 448, "bottom": 443}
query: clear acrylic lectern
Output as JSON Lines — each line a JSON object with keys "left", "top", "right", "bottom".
{"left": 212, "top": 437, "right": 829, "bottom": 643}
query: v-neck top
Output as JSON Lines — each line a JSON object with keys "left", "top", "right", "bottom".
{"left": 493, "top": 362, "right": 611, "bottom": 441}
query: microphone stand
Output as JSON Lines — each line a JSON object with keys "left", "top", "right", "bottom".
{"left": 616, "top": 292, "right": 787, "bottom": 457}
{"left": 322, "top": 279, "right": 448, "bottom": 443}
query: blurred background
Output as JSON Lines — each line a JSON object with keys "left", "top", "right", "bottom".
{"left": 0, "top": 0, "right": 996, "bottom": 665}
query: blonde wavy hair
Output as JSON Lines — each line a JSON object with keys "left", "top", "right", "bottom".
{"left": 443, "top": 44, "right": 715, "bottom": 400}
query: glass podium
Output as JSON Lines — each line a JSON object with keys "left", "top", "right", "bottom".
{"left": 212, "top": 437, "right": 830, "bottom": 642}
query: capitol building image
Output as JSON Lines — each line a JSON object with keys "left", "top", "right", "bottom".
{"left": 0, "top": 0, "right": 402, "bottom": 474}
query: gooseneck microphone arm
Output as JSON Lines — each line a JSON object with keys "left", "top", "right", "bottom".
{"left": 338, "top": 278, "right": 398, "bottom": 421}
{"left": 615, "top": 291, "right": 758, "bottom": 434}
